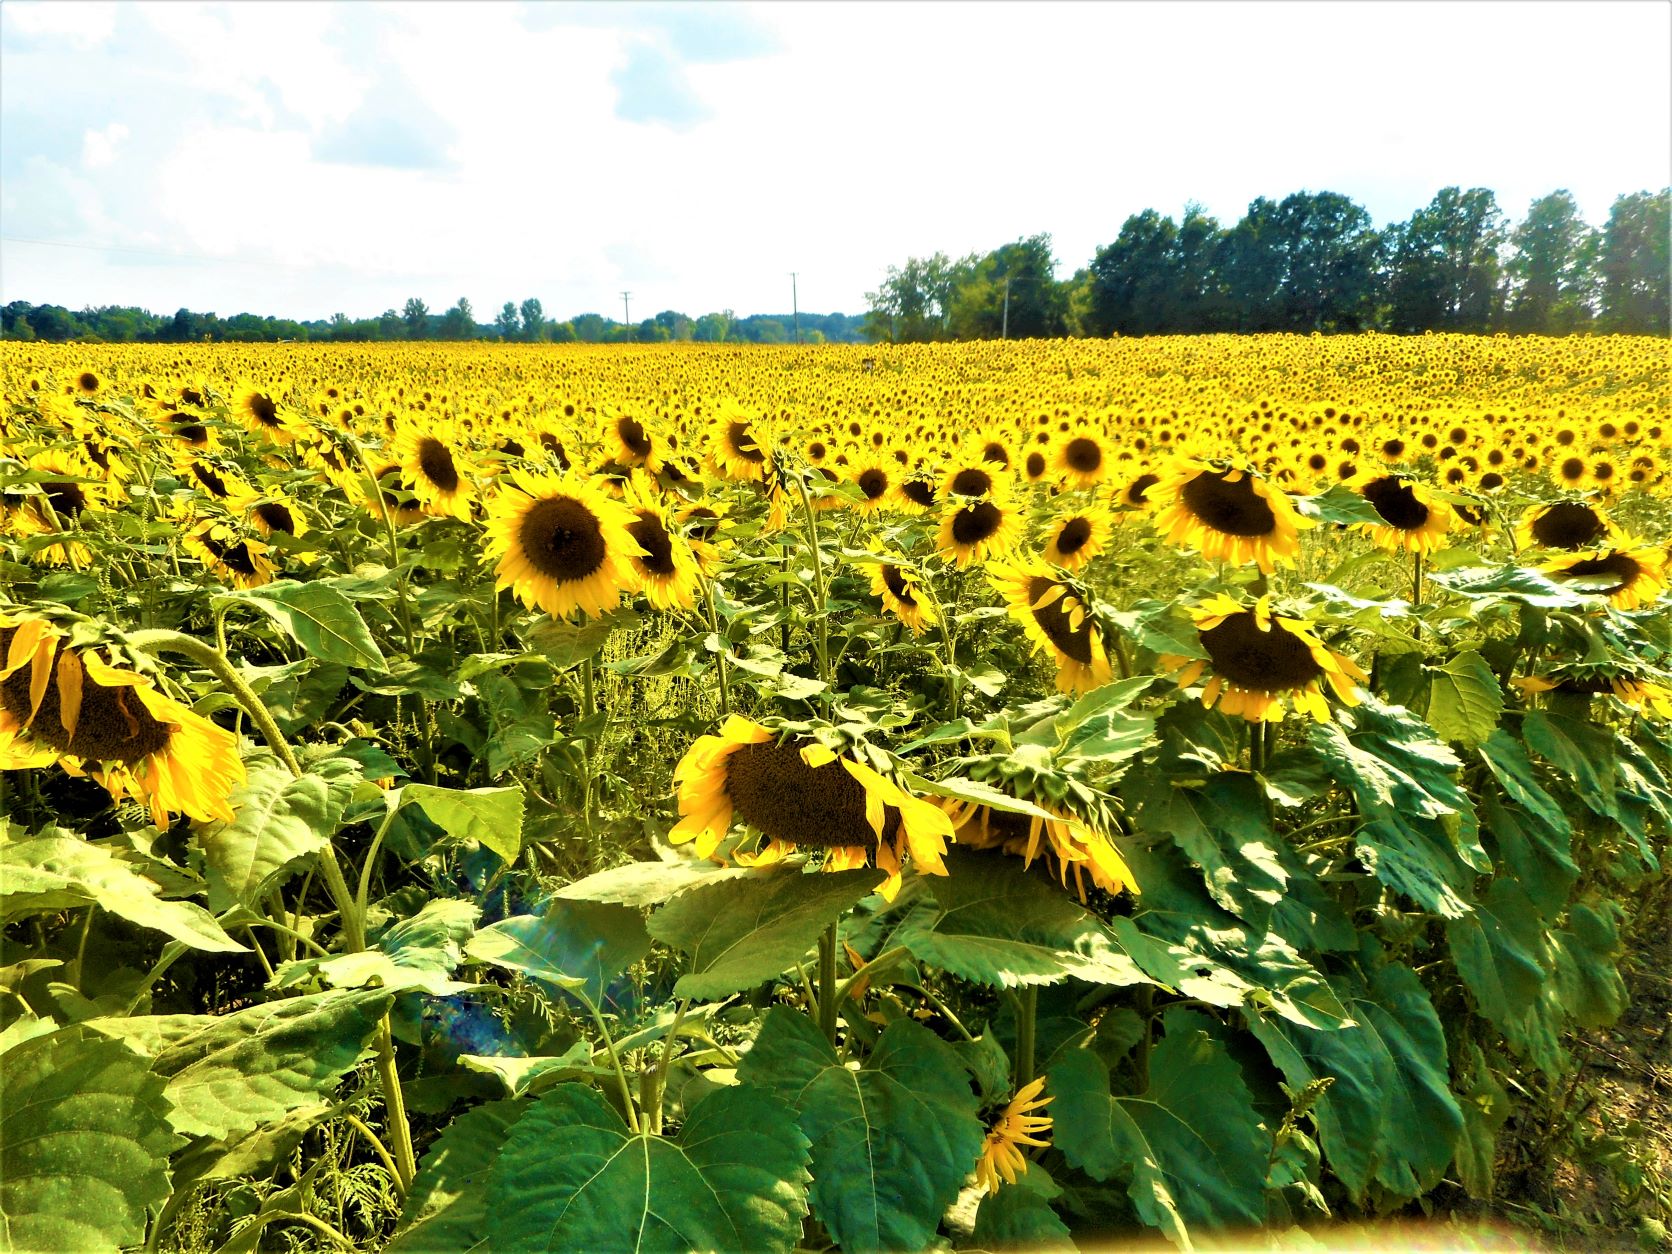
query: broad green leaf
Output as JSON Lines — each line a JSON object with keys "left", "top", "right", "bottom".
{"left": 1051, "top": 1009, "right": 1267, "bottom": 1246}
{"left": 1478, "top": 731, "right": 1575, "bottom": 858}
{"left": 402, "top": 784, "right": 524, "bottom": 864}
{"left": 388, "top": 1100, "right": 526, "bottom": 1254}
{"left": 457, "top": 1041, "right": 594, "bottom": 1098}
{"left": 1424, "top": 650, "right": 1503, "bottom": 747}
{"left": 1522, "top": 709, "right": 1617, "bottom": 818}
{"left": 739, "top": 1008, "right": 984, "bottom": 1254}
{"left": 550, "top": 858, "right": 756, "bottom": 907}
{"left": 1452, "top": 1041, "right": 1511, "bottom": 1200}
{"left": 1551, "top": 899, "right": 1628, "bottom": 1030}
{"left": 216, "top": 578, "right": 385, "bottom": 668}
{"left": 121, "top": 989, "right": 395, "bottom": 1140}
{"left": 274, "top": 898, "right": 482, "bottom": 995}
{"left": 0, "top": 1024, "right": 177, "bottom": 1253}
{"left": 970, "top": 1166, "right": 1073, "bottom": 1250}
{"left": 902, "top": 771, "right": 1060, "bottom": 820}
{"left": 466, "top": 899, "right": 649, "bottom": 1004}
{"left": 890, "top": 850, "right": 1147, "bottom": 988}
{"left": 1446, "top": 877, "right": 1551, "bottom": 1038}
{"left": 1425, "top": 564, "right": 1585, "bottom": 608}
{"left": 1247, "top": 961, "right": 1461, "bottom": 1203}
{"left": 647, "top": 869, "right": 878, "bottom": 1001}
{"left": 0, "top": 832, "right": 245, "bottom": 953}
{"left": 195, "top": 757, "right": 358, "bottom": 911}
{"left": 485, "top": 1082, "right": 810, "bottom": 1253}
{"left": 528, "top": 611, "right": 631, "bottom": 669}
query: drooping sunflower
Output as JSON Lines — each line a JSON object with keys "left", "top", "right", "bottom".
{"left": 1162, "top": 594, "right": 1367, "bottom": 724}
{"left": 246, "top": 490, "right": 310, "bottom": 540}
{"left": 394, "top": 426, "right": 475, "bottom": 521}
{"left": 621, "top": 476, "right": 701, "bottom": 612}
{"left": 1041, "top": 505, "right": 1112, "bottom": 571}
{"left": 869, "top": 557, "right": 936, "bottom": 634}
{"left": 1541, "top": 541, "right": 1669, "bottom": 611}
{"left": 945, "top": 799, "right": 1138, "bottom": 902}
{"left": 182, "top": 517, "right": 278, "bottom": 589}
{"left": 677, "top": 500, "right": 732, "bottom": 577}
{"left": 1352, "top": 472, "right": 1451, "bottom": 555}
{"left": 485, "top": 469, "right": 645, "bottom": 619}
{"left": 235, "top": 384, "right": 291, "bottom": 444}
{"left": 607, "top": 410, "right": 661, "bottom": 471}
{"left": 179, "top": 455, "right": 256, "bottom": 506}
{"left": 1149, "top": 460, "right": 1310, "bottom": 573}
{"left": 1513, "top": 670, "right": 1672, "bottom": 718}
{"left": 707, "top": 402, "right": 770, "bottom": 482}
{"left": 938, "top": 491, "right": 1025, "bottom": 568}
{"left": 988, "top": 560, "right": 1114, "bottom": 694}
{"left": 1055, "top": 430, "right": 1112, "bottom": 490}
{"left": 669, "top": 715, "right": 952, "bottom": 900}
{"left": 974, "top": 1077, "right": 1053, "bottom": 1195}
{"left": 1515, "top": 500, "right": 1614, "bottom": 552}
{"left": 0, "top": 613, "right": 244, "bottom": 825}
{"left": 896, "top": 470, "right": 940, "bottom": 514}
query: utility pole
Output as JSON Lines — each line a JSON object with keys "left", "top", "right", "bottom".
{"left": 1001, "top": 275, "right": 1011, "bottom": 340}
{"left": 790, "top": 272, "right": 801, "bottom": 344}
{"left": 620, "top": 291, "right": 632, "bottom": 329}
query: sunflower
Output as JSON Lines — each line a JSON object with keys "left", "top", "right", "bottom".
{"left": 395, "top": 426, "right": 475, "bottom": 521}
{"left": 357, "top": 465, "right": 429, "bottom": 528}
{"left": 1351, "top": 472, "right": 1451, "bottom": 555}
{"left": 1117, "top": 470, "right": 1161, "bottom": 513}
{"left": 1516, "top": 500, "right": 1614, "bottom": 552}
{"left": 1149, "top": 460, "right": 1310, "bottom": 574}
{"left": 669, "top": 715, "right": 951, "bottom": 900}
{"left": 621, "top": 476, "right": 701, "bottom": 612}
{"left": 1541, "top": 541, "right": 1668, "bottom": 611}
{"left": 945, "top": 799, "right": 1138, "bottom": 902}
{"left": 1162, "top": 594, "right": 1367, "bottom": 724}
{"left": 707, "top": 402, "right": 770, "bottom": 482}
{"left": 896, "top": 470, "right": 940, "bottom": 514}
{"left": 973, "top": 1078, "right": 1053, "bottom": 1195}
{"left": 941, "top": 462, "right": 1008, "bottom": 502}
{"left": 988, "top": 561, "right": 1114, "bottom": 695}
{"left": 246, "top": 491, "right": 309, "bottom": 540}
{"left": 1041, "top": 505, "right": 1111, "bottom": 571}
{"left": 485, "top": 469, "right": 645, "bottom": 619}
{"left": 1514, "top": 671, "right": 1672, "bottom": 718}
{"left": 607, "top": 410, "right": 661, "bottom": 470}
{"left": 869, "top": 557, "right": 936, "bottom": 634}
{"left": 1055, "top": 430, "right": 1112, "bottom": 489}
{"left": 677, "top": 500, "right": 732, "bottom": 577}
{"left": 182, "top": 517, "right": 278, "bottom": 589}
{"left": 0, "top": 613, "right": 244, "bottom": 825}
{"left": 938, "top": 491, "right": 1025, "bottom": 568}
{"left": 179, "top": 456, "right": 256, "bottom": 506}
{"left": 235, "top": 384, "right": 290, "bottom": 443}
{"left": 847, "top": 459, "right": 897, "bottom": 515}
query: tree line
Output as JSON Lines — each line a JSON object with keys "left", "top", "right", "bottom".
{"left": 0, "top": 296, "right": 868, "bottom": 346}
{"left": 864, "top": 187, "right": 1669, "bottom": 340}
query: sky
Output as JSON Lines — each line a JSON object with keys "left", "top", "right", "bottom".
{"left": 2, "top": 0, "right": 1668, "bottom": 323}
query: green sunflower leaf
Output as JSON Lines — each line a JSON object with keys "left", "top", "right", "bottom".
{"left": 549, "top": 858, "right": 756, "bottom": 907}
{"left": 739, "top": 1008, "right": 984, "bottom": 1254}
{"left": 402, "top": 783, "right": 524, "bottom": 864}
{"left": 388, "top": 1100, "right": 526, "bottom": 1254}
{"left": 215, "top": 578, "right": 385, "bottom": 669}
{"left": 0, "top": 1023, "right": 177, "bottom": 1254}
{"left": 484, "top": 1082, "right": 810, "bottom": 1254}
{"left": 466, "top": 899, "right": 649, "bottom": 1004}
{"left": 194, "top": 755, "right": 359, "bottom": 911}
{"left": 1424, "top": 649, "right": 1504, "bottom": 747}
{"left": 647, "top": 869, "right": 878, "bottom": 1001}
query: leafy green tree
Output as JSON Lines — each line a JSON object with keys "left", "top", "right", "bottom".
{"left": 377, "top": 309, "right": 403, "bottom": 339}
{"left": 1504, "top": 191, "right": 1597, "bottom": 333}
{"left": 1086, "top": 210, "right": 1182, "bottom": 336}
{"left": 440, "top": 298, "right": 476, "bottom": 340}
{"left": 1597, "top": 188, "right": 1670, "bottom": 333}
{"left": 570, "top": 313, "right": 608, "bottom": 342}
{"left": 693, "top": 311, "right": 731, "bottom": 342}
{"left": 403, "top": 298, "right": 430, "bottom": 340}
{"left": 950, "top": 236, "right": 1067, "bottom": 340}
{"left": 495, "top": 302, "right": 521, "bottom": 340}
{"left": 1385, "top": 187, "right": 1506, "bottom": 332}
{"left": 519, "top": 299, "right": 545, "bottom": 341}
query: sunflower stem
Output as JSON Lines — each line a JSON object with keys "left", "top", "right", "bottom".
{"left": 1250, "top": 720, "right": 1268, "bottom": 775}
{"left": 578, "top": 986, "right": 642, "bottom": 1134}
{"left": 791, "top": 470, "right": 832, "bottom": 702}
{"left": 919, "top": 567, "right": 960, "bottom": 719}
{"left": 1411, "top": 551, "right": 1424, "bottom": 639}
{"left": 703, "top": 580, "right": 731, "bottom": 718}
{"left": 1016, "top": 984, "right": 1039, "bottom": 1089}
{"left": 371, "top": 1015, "right": 417, "bottom": 1192}
{"left": 645, "top": 999, "right": 689, "bottom": 1137}
{"left": 818, "top": 920, "right": 840, "bottom": 1044}
{"left": 72, "top": 904, "right": 96, "bottom": 993}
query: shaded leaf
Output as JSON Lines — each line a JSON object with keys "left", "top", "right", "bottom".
{"left": 216, "top": 578, "right": 385, "bottom": 668}
{"left": 1424, "top": 650, "right": 1503, "bottom": 748}
{"left": 403, "top": 784, "right": 524, "bottom": 865}
{"left": 195, "top": 757, "right": 358, "bottom": 911}
{"left": 550, "top": 858, "right": 756, "bottom": 908}
{"left": 388, "top": 1100, "right": 525, "bottom": 1253}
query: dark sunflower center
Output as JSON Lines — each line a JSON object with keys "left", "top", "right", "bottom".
{"left": 518, "top": 495, "right": 607, "bottom": 583}
{"left": 83, "top": 441, "right": 110, "bottom": 470}
{"left": 1360, "top": 476, "right": 1429, "bottom": 530}
{"left": 0, "top": 633, "right": 173, "bottom": 764}
{"left": 416, "top": 437, "right": 461, "bottom": 493}
{"left": 192, "top": 464, "right": 229, "bottom": 497}
{"left": 727, "top": 421, "right": 765, "bottom": 463}
{"left": 1064, "top": 437, "right": 1102, "bottom": 473}
{"left": 254, "top": 502, "right": 296, "bottom": 534}
{"left": 618, "top": 417, "right": 652, "bottom": 456}
{"left": 1055, "top": 517, "right": 1092, "bottom": 555}
{"left": 1532, "top": 502, "right": 1606, "bottom": 550}
{"left": 1025, "top": 452, "right": 1047, "bottom": 479}
{"left": 176, "top": 423, "right": 209, "bottom": 445}
{"left": 684, "top": 507, "right": 720, "bottom": 540}
{"left": 498, "top": 438, "right": 525, "bottom": 457}
{"left": 901, "top": 479, "right": 937, "bottom": 508}
{"left": 881, "top": 564, "right": 916, "bottom": 605}
{"left": 1559, "top": 457, "right": 1585, "bottom": 482}
{"left": 77, "top": 372, "right": 100, "bottom": 393}
{"left": 982, "top": 442, "right": 1010, "bottom": 468}
{"left": 986, "top": 808, "right": 1033, "bottom": 842}
{"left": 951, "top": 500, "right": 1003, "bottom": 545}
{"left": 724, "top": 738, "right": 879, "bottom": 849}
{"left": 950, "top": 467, "right": 993, "bottom": 497}
{"left": 1025, "top": 576, "right": 1095, "bottom": 664}
{"left": 539, "top": 434, "right": 570, "bottom": 469}
{"left": 857, "top": 468, "right": 889, "bottom": 500}
{"left": 628, "top": 512, "right": 677, "bottom": 577}
{"left": 1200, "top": 612, "right": 1322, "bottom": 691}
{"left": 43, "top": 481, "right": 87, "bottom": 517}
{"left": 1556, "top": 552, "right": 1640, "bottom": 595}
{"left": 199, "top": 534, "right": 259, "bottom": 577}
{"left": 1179, "top": 471, "right": 1277, "bottom": 537}
{"left": 1554, "top": 674, "right": 1617, "bottom": 695}
{"left": 247, "top": 393, "right": 279, "bottom": 426}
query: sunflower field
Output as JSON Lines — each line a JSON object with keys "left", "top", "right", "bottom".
{"left": 1, "top": 333, "right": 1669, "bottom": 1253}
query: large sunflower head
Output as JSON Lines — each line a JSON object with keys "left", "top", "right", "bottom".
{"left": 707, "top": 401, "right": 771, "bottom": 482}
{"left": 182, "top": 516, "right": 278, "bottom": 590}
{"left": 1041, "top": 504, "right": 1111, "bottom": 571}
{"left": 847, "top": 459, "right": 898, "bottom": 515}
{"left": 235, "top": 384, "right": 290, "bottom": 444}
{"left": 1054, "top": 430, "right": 1111, "bottom": 489}
{"left": 0, "top": 612, "right": 244, "bottom": 825}
{"left": 1149, "top": 460, "right": 1310, "bottom": 573}
{"left": 1541, "top": 540, "right": 1669, "bottom": 612}
{"left": 485, "top": 469, "right": 646, "bottom": 620}
{"left": 1162, "top": 594, "right": 1366, "bottom": 724}
{"left": 669, "top": 715, "right": 952, "bottom": 900}
{"left": 1515, "top": 500, "right": 1614, "bottom": 552}
{"left": 987, "top": 560, "right": 1114, "bottom": 695}
{"left": 938, "top": 490, "right": 1024, "bottom": 568}
{"left": 394, "top": 425, "right": 476, "bottom": 521}
{"left": 1514, "top": 666, "right": 1672, "bottom": 719}
{"left": 1351, "top": 472, "right": 1451, "bottom": 555}
{"left": 620, "top": 475, "right": 701, "bottom": 612}
{"left": 607, "top": 410, "right": 661, "bottom": 470}
{"left": 246, "top": 490, "right": 310, "bottom": 541}
{"left": 867, "top": 552, "right": 936, "bottom": 635}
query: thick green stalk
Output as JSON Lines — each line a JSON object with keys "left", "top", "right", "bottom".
{"left": 791, "top": 471, "right": 831, "bottom": 697}
{"left": 818, "top": 921, "right": 840, "bottom": 1043}
{"left": 1015, "top": 984, "right": 1039, "bottom": 1088}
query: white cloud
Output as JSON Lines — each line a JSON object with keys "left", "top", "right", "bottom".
{"left": 3, "top": 1, "right": 119, "bottom": 50}
{"left": 80, "top": 122, "right": 129, "bottom": 169}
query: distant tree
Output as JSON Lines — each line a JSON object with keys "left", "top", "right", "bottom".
{"left": 1597, "top": 189, "right": 1670, "bottom": 333}
{"left": 440, "top": 297, "right": 476, "bottom": 339}
{"left": 1505, "top": 191, "right": 1597, "bottom": 333}
{"left": 377, "top": 308, "right": 403, "bottom": 339}
{"left": 570, "top": 313, "right": 608, "bottom": 342}
{"left": 403, "top": 298, "right": 430, "bottom": 340}
{"left": 653, "top": 309, "right": 693, "bottom": 341}
{"left": 1086, "top": 210, "right": 1181, "bottom": 336}
{"left": 693, "top": 311, "right": 731, "bottom": 342}
{"left": 549, "top": 320, "right": 577, "bottom": 343}
{"left": 495, "top": 301, "right": 521, "bottom": 340}
{"left": 519, "top": 298, "right": 545, "bottom": 341}
{"left": 1386, "top": 187, "right": 1506, "bottom": 332}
